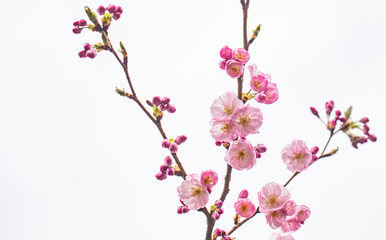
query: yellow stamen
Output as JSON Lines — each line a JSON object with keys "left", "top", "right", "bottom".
{"left": 191, "top": 187, "right": 202, "bottom": 197}
{"left": 237, "top": 150, "right": 248, "bottom": 161}
{"left": 221, "top": 122, "right": 232, "bottom": 133}
{"left": 238, "top": 115, "right": 251, "bottom": 127}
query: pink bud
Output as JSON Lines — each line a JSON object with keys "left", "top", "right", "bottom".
{"left": 340, "top": 117, "right": 347, "bottom": 122}
{"left": 166, "top": 167, "right": 175, "bottom": 176}
{"left": 159, "top": 103, "right": 167, "bottom": 111}
{"left": 359, "top": 117, "right": 369, "bottom": 124}
{"left": 238, "top": 189, "right": 249, "bottom": 199}
{"left": 169, "top": 142, "right": 178, "bottom": 153}
{"left": 331, "top": 119, "right": 337, "bottom": 127}
{"left": 97, "top": 6, "right": 106, "bottom": 15}
{"left": 155, "top": 172, "right": 167, "bottom": 181}
{"left": 255, "top": 93, "right": 267, "bottom": 103}
{"left": 113, "top": 12, "right": 121, "bottom": 20}
{"left": 161, "top": 139, "right": 170, "bottom": 148}
{"left": 310, "top": 106, "right": 319, "bottom": 117}
{"left": 369, "top": 134, "right": 377, "bottom": 142}
{"left": 219, "top": 60, "right": 227, "bottom": 70}
{"left": 312, "top": 154, "right": 318, "bottom": 161}
{"left": 152, "top": 96, "right": 161, "bottom": 106}
{"left": 256, "top": 144, "right": 267, "bottom": 153}
{"left": 217, "top": 208, "right": 224, "bottom": 214}
{"left": 72, "top": 27, "right": 82, "bottom": 34}
{"left": 310, "top": 146, "right": 319, "bottom": 154}
{"left": 335, "top": 110, "right": 341, "bottom": 116}
{"left": 255, "top": 150, "right": 261, "bottom": 158}
{"left": 116, "top": 6, "right": 123, "bottom": 14}
{"left": 166, "top": 104, "right": 176, "bottom": 113}
{"left": 164, "top": 156, "right": 173, "bottom": 166}
{"left": 215, "top": 200, "right": 223, "bottom": 208}
{"left": 214, "top": 228, "right": 225, "bottom": 237}
{"left": 177, "top": 206, "right": 184, "bottom": 214}
{"left": 175, "top": 135, "right": 187, "bottom": 145}
{"left": 84, "top": 43, "right": 91, "bottom": 50}
{"left": 207, "top": 187, "right": 212, "bottom": 194}
{"left": 86, "top": 49, "right": 97, "bottom": 59}
{"left": 363, "top": 125, "right": 370, "bottom": 135}
{"left": 78, "top": 50, "right": 87, "bottom": 58}
{"left": 181, "top": 206, "right": 190, "bottom": 213}
{"left": 220, "top": 45, "right": 233, "bottom": 60}
{"left": 78, "top": 19, "right": 87, "bottom": 26}
{"left": 160, "top": 165, "right": 168, "bottom": 173}
{"left": 161, "top": 97, "right": 170, "bottom": 105}
{"left": 215, "top": 141, "right": 222, "bottom": 146}
{"left": 201, "top": 170, "right": 218, "bottom": 188}
{"left": 232, "top": 48, "right": 250, "bottom": 64}
{"left": 73, "top": 21, "right": 80, "bottom": 26}
{"left": 325, "top": 100, "right": 334, "bottom": 114}
{"left": 359, "top": 137, "right": 368, "bottom": 144}
{"left": 213, "top": 212, "right": 220, "bottom": 220}
{"left": 106, "top": 4, "right": 117, "bottom": 13}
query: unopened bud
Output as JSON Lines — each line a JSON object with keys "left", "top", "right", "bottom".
{"left": 359, "top": 117, "right": 369, "bottom": 124}
{"left": 155, "top": 172, "right": 167, "bottom": 181}
{"left": 175, "top": 135, "right": 187, "bottom": 145}
{"left": 238, "top": 189, "right": 248, "bottom": 199}
{"left": 164, "top": 156, "right": 173, "bottom": 166}
{"left": 310, "top": 106, "right": 319, "bottom": 117}
{"left": 169, "top": 142, "right": 178, "bottom": 153}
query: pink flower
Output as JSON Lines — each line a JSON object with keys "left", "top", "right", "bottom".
{"left": 283, "top": 200, "right": 296, "bottom": 216}
{"left": 270, "top": 232, "right": 295, "bottom": 240}
{"left": 295, "top": 205, "right": 311, "bottom": 223}
{"left": 281, "top": 218, "right": 301, "bottom": 232}
{"left": 219, "top": 60, "right": 227, "bottom": 70}
{"left": 234, "top": 198, "right": 256, "bottom": 218}
{"left": 248, "top": 64, "right": 269, "bottom": 92}
{"left": 263, "top": 81, "right": 279, "bottom": 104}
{"left": 232, "top": 48, "right": 250, "bottom": 64}
{"left": 210, "top": 92, "right": 244, "bottom": 120}
{"left": 200, "top": 170, "right": 218, "bottom": 188}
{"left": 177, "top": 174, "right": 209, "bottom": 210}
{"left": 281, "top": 140, "right": 312, "bottom": 172}
{"left": 231, "top": 104, "right": 263, "bottom": 136}
{"left": 210, "top": 119, "right": 237, "bottom": 142}
{"left": 224, "top": 139, "right": 256, "bottom": 170}
{"left": 265, "top": 209, "right": 287, "bottom": 229}
{"left": 220, "top": 45, "right": 233, "bottom": 60}
{"left": 258, "top": 182, "right": 291, "bottom": 213}
{"left": 226, "top": 60, "right": 244, "bottom": 78}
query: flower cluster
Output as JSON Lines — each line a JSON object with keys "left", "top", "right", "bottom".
{"left": 152, "top": 96, "right": 176, "bottom": 120}
{"left": 219, "top": 46, "right": 250, "bottom": 78}
{"left": 248, "top": 64, "right": 279, "bottom": 104}
{"left": 78, "top": 43, "right": 97, "bottom": 59}
{"left": 177, "top": 171, "right": 218, "bottom": 211}
{"left": 161, "top": 135, "right": 187, "bottom": 154}
{"left": 310, "top": 101, "right": 377, "bottom": 149}
{"left": 210, "top": 200, "right": 224, "bottom": 220}
{"left": 72, "top": 19, "right": 88, "bottom": 34}
{"left": 258, "top": 182, "right": 310, "bottom": 235}
{"left": 155, "top": 156, "right": 176, "bottom": 181}
{"left": 97, "top": 4, "right": 123, "bottom": 20}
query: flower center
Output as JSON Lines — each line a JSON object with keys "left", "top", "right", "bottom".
{"left": 266, "top": 194, "right": 278, "bottom": 206}
{"left": 221, "top": 122, "right": 232, "bottom": 133}
{"left": 230, "top": 65, "right": 240, "bottom": 74}
{"left": 223, "top": 105, "right": 234, "bottom": 115}
{"left": 271, "top": 211, "right": 280, "bottom": 218}
{"left": 236, "top": 53, "right": 245, "bottom": 60}
{"left": 238, "top": 115, "right": 251, "bottom": 127}
{"left": 254, "top": 81, "right": 261, "bottom": 89}
{"left": 294, "top": 152, "right": 302, "bottom": 161}
{"left": 236, "top": 150, "right": 248, "bottom": 161}
{"left": 240, "top": 204, "right": 249, "bottom": 213}
{"left": 191, "top": 187, "right": 202, "bottom": 197}
{"left": 203, "top": 176, "right": 213, "bottom": 185}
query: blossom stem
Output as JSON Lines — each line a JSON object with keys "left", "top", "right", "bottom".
{"left": 108, "top": 39, "right": 188, "bottom": 179}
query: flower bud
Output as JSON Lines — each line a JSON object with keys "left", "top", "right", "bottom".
{"left": 256, "top": 144, "right": 267, "bottom": 153}
{"left": 72, "top": 27, "right": 82, "bottom": 34}
{"left": 84, "top": 43, "right": 91, "bottom": 50}
{"left": 160, "top": 165, "right": 168, "bottom": 173}
{"left": 177, "top": 206, "right": 184, "bottom": 214}
{"left": 219, "top": 60, "right": 227, "bottom": 70}
{"left": 238, "top": 189, "right": 248, "bottom": 199}
{"left": 159, "top": 103, "right": 167, "bottom": 111}
{"left": 217, "top": 208, "right": 224, "bottom": 214}
{"left": 220, "top": 45, "right": 232, "bottom": 60}
{"left": 152, "top": 96, "right": 161, "bottom": 106}
{"left": 310, "top": 146, "right": 319, "bottom": 154}
{"left": 181, "top": 206, "right": 190, "bottom": 213}
{"left": 113, "top": 12, "right": 121, "bottom": 20}
{"left": 213, "top": 212, "right": 220, "bottom": 220}
{"left": 164, "top": 156, "right": 173, "bottom": 166}
{"left": 169, "top": 142, "right": 178, "bottom": 153}
{"left": 166, "top": 104, "right": 176, "bottom": 113}
{"left": 78, "top": 50, "right": 87, "bottom": 58}
{"left": 175, "top": 135, "right": 187, "bottom": 145}
{"left": 215, "top": 141, "right": 222, "bottom": 146}
{"left": 97, "top": 6, "right": 106, "bottom": 15}
{"left": 214, "top": 228, "right": 225, "bottom": 237}
{"left": 363, "top": 125, "right": 370, "bottom": 135}
{"left": 369, "top": 134, "right": 377, "bottom": 142}
{"left": 359, "top": 117, "right": 369, "bottom": 124}
{"left": 310, "top": 106, "right": 319, "bottom": 117}
{"left": 166, "top": 167, "right": 175, "bottom": 176}
{"left": 116, "top": 6, "right": 123, "bottom": 14}
{"left": 215, "top": 200, "right": 223, "bottom": 208}
{"left": 106, "top": 4, "right": 117, "bottom": 13}
{"left": 161, "top": 97, "right": 170, "bottom": 105}
{"left": 161, "top": 139, "right": 170, "bottom": 148}
{"left": 335, "top": 110, "right": 342, "bottom": 116}
{"left": 78, "top": 19, "right": 87, "bottom": 26}
{"left": 86, "top": 49, "right": 97, "bottom": 59}
{"left": 155, "top": 172, "right": 167, "bottom": 181}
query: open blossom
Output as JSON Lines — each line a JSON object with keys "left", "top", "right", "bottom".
{"left": 258, "top": 182, "right": 291, "bottom": 213}
{"left": 295, "top": 205, "right": 311, "bottom": 223}
{"left": 225, "top": 139, "right": 256, "bottom": 170}
{"left": 248, "top": 64, "right": 269, "bottom": 92}
{"left": 220, "top": 45, "right": 233, "bottom": 60}
{"left": 266, "top": 209, "right": 287, "bottom": 229}
{"left": 234, "top": 198, "right": 256, "bottom": 218}
{"left": 281, "top": 140, "right": 312, "bottom": 172}
{"left": 210, "top": 92, "right": 244, "bottom": 120}
{"left": 177, "top": 174, "right": 209, "bottom": 210}
{"left": 200, "top": 170, "right": 218, "bottom": 189}
{"left": 270, "top": 232, "right": 295, "bottom": 240}
{"left": 210, "top": 119, "right": 237, "bottom": 142}
{"left": 281, "top": 218, "right": 301, "bottom": 232}
{"left": 231, "top": 104, "right": 263, "bottom": 136}
{"left": 226, "top": 60, "right": 244, "bottom": 78}
{"left": 232, "top": 48, "right": 250, "bottom": 64}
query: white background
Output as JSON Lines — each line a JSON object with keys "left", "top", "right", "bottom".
{"left": 1, "top": 0, "right": 385, "bottom": 239}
